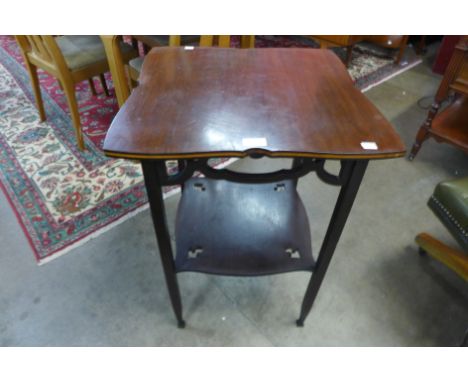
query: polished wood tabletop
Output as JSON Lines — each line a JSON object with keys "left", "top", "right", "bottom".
{"left": 103, "top": 47, "right": 405, "bottom": 160}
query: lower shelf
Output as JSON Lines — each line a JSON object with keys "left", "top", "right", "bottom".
{"left": 430, "top": 95, "right": 468, "bottom": 152}
{"left": 175, "top": 178, "right": 315, "bottom": 276}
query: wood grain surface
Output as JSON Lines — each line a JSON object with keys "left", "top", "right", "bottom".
{"left": 104, "top": 47, "right": 406, "bottom": 160}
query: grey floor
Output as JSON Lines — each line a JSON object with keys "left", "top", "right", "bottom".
{"left": 1, "top": 46, "right": 467, "bottom": 346}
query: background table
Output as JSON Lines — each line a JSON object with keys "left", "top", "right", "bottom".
{"left": 104, "top": 47, "right": 405, "bottom": 328}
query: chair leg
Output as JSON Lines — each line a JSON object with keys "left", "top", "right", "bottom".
{"left": 394, "top": 36, "right": 409, "bottom": 65}
{"left": 24, "top": 62, "right": 46, "bottom": 122}
{"left": 88, "top": 78, "right": 97, "bottom": 96}
{"left": 395, "top": 45, "right": 406, "bottom": 65}
{"left": 415, "top": 233, "right": 468, "bottom": 282}
{"left": 61, "top": 79, "right": 85, "bottom": 150}
{"left": 131, "top": 37, "right": 139, "bottom": 50}
{"left": 345, "top": 45, "right": 354, "bottom": 67}
{"left": 409, "top": 103, "right": 439, "bottom": 160}
{"left": 409, "top": 125, "right": 430, "bottom": 160}
{"left": 240, "top": 35, "right": 255, "bottom": 48}
{"left": 99, "top": 73, "right": 110, "bottom": 97}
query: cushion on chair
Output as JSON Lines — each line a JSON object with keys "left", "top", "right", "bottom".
{"left": 428, "top": 177, "right": 468, "bottom": 252}
{"left": 56, "top": 35, "right": 135, "bottom": 71}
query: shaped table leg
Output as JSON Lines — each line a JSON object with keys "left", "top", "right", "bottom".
{"left": 297, "top": 160, "right": 368, "bottom": 326}
{"left": 141, "top": 160, "right": 185, "bottom": 328}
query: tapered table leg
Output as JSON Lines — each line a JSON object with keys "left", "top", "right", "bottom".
{"left": 141, "top": 160, "right": 185, "bottom": 328}
{"left": 297, "top": 160, "right": 368, "bottom": 326}
{"left": 291, "top": 158, "right": 304, "bottom": 188}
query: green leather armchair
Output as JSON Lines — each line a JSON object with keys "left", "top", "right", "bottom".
{"left": 416, "top": 176, "right": 468, "bottom": 280}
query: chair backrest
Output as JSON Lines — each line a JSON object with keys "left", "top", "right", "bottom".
{"left": 15, "top": 36, "right": 69, "bottom": 78}
{"left": 435, "top": 36, "right": 468, "bottom": 102}
{"left": 103, "top": 35, "right": 232, "bottom": 107}
{"left": 169, "top": 35, "right": 231, "bottom": 48}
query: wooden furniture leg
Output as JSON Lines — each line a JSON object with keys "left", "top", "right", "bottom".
{"left": 61, "top": 78, "right": 85, "bottom": 150}
{"left": 88, "top": 78, "right": 97, "bottom": 95}
{"left": 416, "top": 36, "right": 427, "bottom": 55}
{"left": 131, "top": 37, "right": 139, "bottom": 51}
{"left": 345, "top": 45, "right": 354, "bottom": 67}
{"left": 297, "top": 160, "right": 368, "bottom": 326}
{"left": 291, "top": 158, "right": 303, "bottom": 188}
{"left": 24, "top": 62, "right": 46, "bottom": 122}
{"left": 416, "top": 233, "right": 468, "bottom": 281}
{"left": 409, "top": 37, "right": 468, "bottom": 160}
{"left": 395, "top": 36, "right": 409, "bottom": 65}
{"left": 241, "top": 35, "right": 255, "bottom": 48}
{"left": 99, "top": 73, "right": 110, "bottom": 96}
{"left": 101, "top": 35, "right": 131, "bottom": 107}
{"left": 141, "top": 160, "right": 185, "bottom": 328}
{"left": 409, "top": 103, "right": 440, "bottom": 160}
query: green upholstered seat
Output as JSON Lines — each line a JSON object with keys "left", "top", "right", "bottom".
{"left": 428, "top": 177, "right": 468, "bottom": 252}
{"left": 56, "top": 35, "right": 135, "bottom": 71}
{"left": 129, "top": 36, "right": 200, "bottom": 77}
{"left": 129, "top": 56, "right": 144, "bottom": 73}
{"left": 138, "top": 35, "right": 199, "bottom": 47}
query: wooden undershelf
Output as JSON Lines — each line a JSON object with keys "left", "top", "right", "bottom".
{"left": 430, "top": 95, "right": 468, "bottom": 152}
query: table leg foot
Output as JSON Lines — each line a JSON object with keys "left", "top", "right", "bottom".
{"left": 177, "top": 320, "right": 186, "bottom": 329}
{"left": 296, "top": 319, "right": 304, "bottom": 327}
{"left": 297, "top": 160, "right": 368, "bottom": 327}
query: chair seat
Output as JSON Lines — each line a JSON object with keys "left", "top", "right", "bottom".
{"left": 56, "top": 35, "right": 135, "bottom": 71}
{"left": 129, "top": 56, "right": 144, "bottom": 73}
{"left": 428, "top": 177, "right": 468, "bottom": 252}
{"left": 137, "top": 35, "right": 199, "bottom": 48}
{"left": 129, "top": 36, "right": 199, "bottom": 76}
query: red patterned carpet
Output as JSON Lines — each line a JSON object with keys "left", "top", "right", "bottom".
{"left": 0, "top": 36, "right": 422, "bottom": 263}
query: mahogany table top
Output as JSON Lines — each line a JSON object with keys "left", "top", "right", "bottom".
{"left": 103, "top": 47, "right": 405, "bottom": 160}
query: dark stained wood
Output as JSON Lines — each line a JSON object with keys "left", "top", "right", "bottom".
{"left": 175, "top": 178, "right": 315, "bottom": 276}
{"left": 409, "top": 36, "right": 468, "bottom": 160}
{"left": 450, "top": 60, "right": 468, "bottom": 95}
{"left": 103, "top": 47, "right": 405, "bottom": 160}
{"left": 416, "top": 233, "right": 468, "bottom": 282}
{"left": 430, "top": 96, "right": 468, "bottom": 152}
{"left": 103, "top": 47, "right": 406, "bottom": 328}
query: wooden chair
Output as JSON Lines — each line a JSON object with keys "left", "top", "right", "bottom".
{"left": 128, "top": 35, "right": 232, "bottom": 84}
{"left": 132, "top": 35, "right": 200, "bottom": 54}
{"left": 409, "top": 36, "right": 468, "bottom": 160}
{"left": 132, "top": 35, "right": 254, "bottom": 52}
{"left": 102, "top": 35, "right": 232, "bottom": 108}
{"left": 15, "top": 35, "right": 138, "bottom": 150}
{"left": 308, "top": 35, "right": 408, "bottom": 67}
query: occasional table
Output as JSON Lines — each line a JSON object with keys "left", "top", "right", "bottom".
{"left": 409, "top": 36, "right": 468, "bottom": 160}
{"left": 103, "top": 47, "right": 405, "bottom": 328}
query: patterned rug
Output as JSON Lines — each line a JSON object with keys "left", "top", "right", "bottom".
{"left": 0, "top": 36, "right": 422, "bottom": 264}
{"left": 243, "top": 36, "right": 423, "bottom": 91}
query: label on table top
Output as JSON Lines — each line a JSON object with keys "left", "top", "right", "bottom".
{"left": 184, "top": 46, "right": 194, "bottom": 50}
{"left": 360, "top": 141, "right": 379, "bottom": 150}
{"left": 242, "top": 138, "right": 268, "bottom": 147}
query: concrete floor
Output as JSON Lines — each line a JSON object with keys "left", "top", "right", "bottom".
{"left": 1, "top": 47, "right": 467, "bottom": 346}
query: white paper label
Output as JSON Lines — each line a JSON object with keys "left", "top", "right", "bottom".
{"left": 361, "top": 141, "right": 379, "bottom": 150}
{"left": 242, "top": 138, "right": 267, "bottom": 147}
{"left": 184, "top": 46, "right": 194, "bottom": 50}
